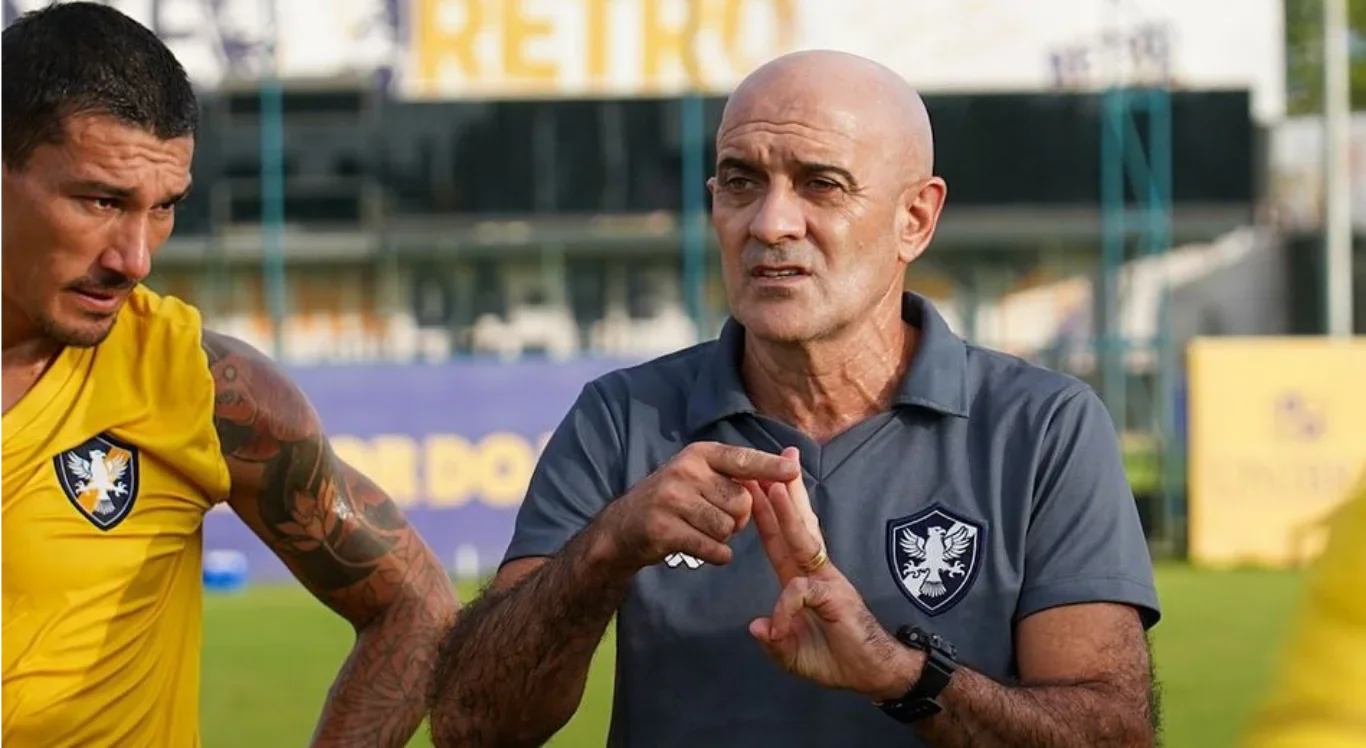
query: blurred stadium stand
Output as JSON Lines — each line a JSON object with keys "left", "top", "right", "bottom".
{"left": 156, "top": 88, "right": 1276, "bottom": 362}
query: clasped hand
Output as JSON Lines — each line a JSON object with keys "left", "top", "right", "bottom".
{"left": 591, "top": 442, "right": 918, "bottom": 700}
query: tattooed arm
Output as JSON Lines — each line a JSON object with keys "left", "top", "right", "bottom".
{"left": 203, "top": 331, "right": 459, "bottom": 748}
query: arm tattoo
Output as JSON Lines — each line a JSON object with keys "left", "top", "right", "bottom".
{"left": 204, "top": 332, "right": 458, "bottom": 747}
{"left": 917, "top": 631, "right": 1158, "bottom": 748}
{"left": 427, "top": 526, "right": 629, "bottom": 748}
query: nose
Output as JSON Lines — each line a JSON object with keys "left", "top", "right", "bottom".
{"left": 747, "top": 182, "right": 806, "bottom": 247}
{"left": 100, "top": 215, "right": 152, "bottom": 282}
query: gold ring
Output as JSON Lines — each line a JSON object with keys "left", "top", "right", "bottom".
{"left": 799, "top": 546, "right": 829, "bottom": 574}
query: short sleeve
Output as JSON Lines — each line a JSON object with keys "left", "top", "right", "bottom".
{"left": 1016, "top": 387, "right": 1161, "bottom": 628}
{"left": 1243, "top": 474, "right": 1366, "bottom": 748}
{"left": 501, "top": 381, "right": 625, "bottom": 567}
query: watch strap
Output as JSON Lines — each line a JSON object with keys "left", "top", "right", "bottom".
{"left": 877, "top": 626, "right": 958, "bottom": 724}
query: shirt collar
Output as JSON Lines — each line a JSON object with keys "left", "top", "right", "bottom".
{"left": 684, "top": 292, "right": 971, "bottom": 436}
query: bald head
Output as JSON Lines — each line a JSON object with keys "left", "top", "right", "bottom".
{"left": 720, "top": 50, "right": 934, "bottom": 179}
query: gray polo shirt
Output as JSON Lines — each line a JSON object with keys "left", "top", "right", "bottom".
{"left": 504, "top": 292, "right": 1160, "bottom": 748}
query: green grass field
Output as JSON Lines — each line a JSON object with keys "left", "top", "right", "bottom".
{"left": 202, "top": 564, "right": 1305, "bottom": 748}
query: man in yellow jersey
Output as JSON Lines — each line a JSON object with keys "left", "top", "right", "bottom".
{"left": 1242, "top": 469, "right": 1366, "bottom": 748}
{"left": 0, "top": 4, "right": 459, "bottom": 747}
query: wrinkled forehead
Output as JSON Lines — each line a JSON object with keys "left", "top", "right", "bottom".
{"left": 35, "top": 114, "right": 194, "bottom": 198}
{"left": 60, "top": 115, "right": 193, "bottom": 172}
{"left": 716, "top": 87, "right": 885, "bottom": 175}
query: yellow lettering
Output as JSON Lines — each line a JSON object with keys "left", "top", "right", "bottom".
{"left": 425, "top": 435, "right": 480, "bottom": 507}
{"left": 334, "top": 431, "right": 550, "bottom": 509}
{"left": 643, "top": 0, "right": 699, "bottom": 88}
{"left": 501, "top": 0, "right": 556, "bottom": 83}
{"left": 585, "top": 0, "right": 610, "bottom": 81}
{"left": 330, "top": 438, "right": 372, "bottom": 476}
{"left": 480, "top": 433, "right": 537, "bottom": 507}
{"left": 332, "top": 435, "right": 419, "bottom": 506}
{"left": 415, "top": 0, "right": 484, "bottom": 94}
{"left": 720, "top": 0, "right": 796, "bottom": 73}
{"left": 1211, "top": 457, "right": 1355, "bottom": 500}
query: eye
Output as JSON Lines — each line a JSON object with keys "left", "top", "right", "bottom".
{"left": 82, "top": 196, "right": 120, "bottom": 211}
{"left": 806, "top": 178, "right": 841, "bottom": 192}
{"left": 723, "top": 176, "right": 754, "bottom": 190}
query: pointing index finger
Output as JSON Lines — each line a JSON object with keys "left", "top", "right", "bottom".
{"left": 702, "top": 444, "right": 800, "bottom": 482}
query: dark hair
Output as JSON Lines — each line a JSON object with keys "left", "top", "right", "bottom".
{"left": 1, "top": 1, "right": 199, "bottom": 169}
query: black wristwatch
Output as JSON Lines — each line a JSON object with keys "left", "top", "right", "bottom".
{"left": 875, "top": 625, "right": 959, "bottom": 724}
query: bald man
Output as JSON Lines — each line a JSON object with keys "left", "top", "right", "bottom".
{"left": 427, "top": 51, "right": 1160, "bottom": 748}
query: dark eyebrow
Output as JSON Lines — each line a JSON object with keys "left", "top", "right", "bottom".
{"left": 68, "top": 179, "right": 193, "bottom": 205}
{"left": 797, "top": 161, "right": 860, "bottom": 189}
{"left": 715, "top": 157, "right": 861, "bottom": 189}
{"left": 166, "top": 180, "right": 193, "bottom": 205}
{"left": 68, "top": 179, "right": 135, "bottom": 200}
{"left": 716, "top": 156, "right": 759, "bottom": 174}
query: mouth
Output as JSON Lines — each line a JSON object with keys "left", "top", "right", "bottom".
{"left": 68, "top": 287, "right": 125, "bottom": 314}
{"left": 749, "top": 265, "right": 810, "bottom": 283}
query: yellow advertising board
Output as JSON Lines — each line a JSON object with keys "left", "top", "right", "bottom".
{"left": 1187, "top": 337, "right": 1366, "bottom": 569}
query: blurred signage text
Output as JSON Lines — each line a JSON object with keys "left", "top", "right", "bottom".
{"left": 330, "top": 431, "right": 553, "bottom": 508}
{"left": 6, "top": 0, "right": 1284, "bottom": 120}
{"left": 201, "top": 358, "right": 631, "bottom": 581}
{"left": 407, "top": 0, "right": 796, "bottom": 97}
{"left": 1187, "top": 338, "right": 1366, "bottom": 569}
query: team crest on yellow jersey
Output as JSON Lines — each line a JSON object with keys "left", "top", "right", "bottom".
{"left": 53, "top": 434, "right": 141, "bottom": 530}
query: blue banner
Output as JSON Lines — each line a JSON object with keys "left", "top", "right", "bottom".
{"left": 203, "top": 358, "right": 636, "bottom": 583}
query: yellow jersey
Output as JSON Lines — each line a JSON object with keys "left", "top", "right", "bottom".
{"left": 1243, "top": 469, "right": 1366, "bottom": 748}
{"left": 2, "top": 286, "right": 230, "bottom": 747}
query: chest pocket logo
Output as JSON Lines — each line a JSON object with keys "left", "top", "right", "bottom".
{"left": 887, "top": 504, "right": 985, "bottom": 616}
{"left": 53, "top": 433, "right": 141, "bottom": 531}
{"left": 663, "top": 552, "right": 705, "bottom": 570}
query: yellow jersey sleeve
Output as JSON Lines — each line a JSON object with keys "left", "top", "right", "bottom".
{"left": 1243, "top": 469, "right": 1366, "bottom": 747}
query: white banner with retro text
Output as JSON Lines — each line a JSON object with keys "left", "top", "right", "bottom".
{"left": 4, "top": 0, "right": 1286, "bottom": 120}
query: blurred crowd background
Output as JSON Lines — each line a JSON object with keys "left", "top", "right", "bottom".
{"left": 6, "top": 1, "right": 1364, "bottom": 745}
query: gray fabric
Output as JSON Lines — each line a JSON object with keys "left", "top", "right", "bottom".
{"left": 503, "top": 293, "right": 1160, "bottom": 748}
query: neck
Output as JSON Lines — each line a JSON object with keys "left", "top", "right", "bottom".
{"left": 1, "top": 300, "right": 63, "bottom": 415}
{"left": 741, "top": 295, "right": 917, "bottom": 443}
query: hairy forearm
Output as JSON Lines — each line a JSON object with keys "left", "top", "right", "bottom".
{"left": 916, "top": 666, "right": 1154, "bottom": 748}
{"left": 427, "top": 528, "right": 630, "bottom": 748}
{"left": 313, "top": 568, "right": 458, "bottom": 747}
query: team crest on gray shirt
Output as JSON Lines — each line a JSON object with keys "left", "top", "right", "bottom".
{"left": 887, "top": 505, "right": 984, "bottom": 616}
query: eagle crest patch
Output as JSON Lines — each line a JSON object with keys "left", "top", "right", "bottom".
{"left": 53, "top": 433, "right": 140, "bottom": 530}
{"left": 886, "top": 505, "right": 984, "bottom": 616}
